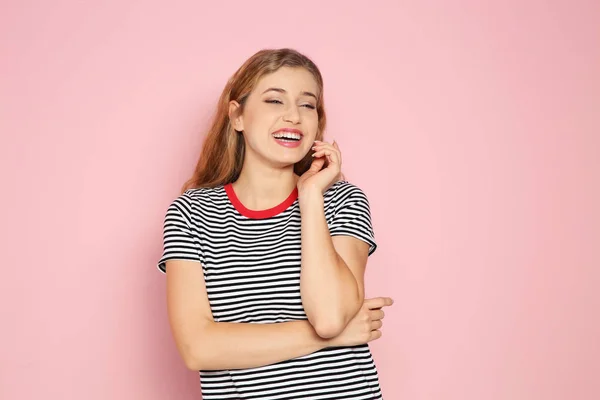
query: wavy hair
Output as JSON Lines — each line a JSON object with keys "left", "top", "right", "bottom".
{"left": 181, "top": 48, "right": 327, "bottom": 192}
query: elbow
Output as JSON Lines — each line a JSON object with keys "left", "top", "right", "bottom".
{"left": 176, "top": 323, "right": 216, "bottom": 371}
{"left": 183, "top": 358, "right": 201, "bottom": 371}
{"left": 183, "top": 347, "right": 217, "bottom": 371}
{"left": 312, "top": 317, "right": 347, "bottom": 339}
{"left": 309, "top": 300, "right": 362, "bottom": 339}
{"left": 181, "top": 346, "right": 204, "bottom": 371}
{"left": 179, "top": 339, "right": 213, "bottom": 371}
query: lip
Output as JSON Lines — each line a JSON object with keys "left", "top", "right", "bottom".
{"left": 272, "top": 128, "right": 304, "bottom": 148}
{"left": 272, "top": 128, "right": 304, "bottom": 136}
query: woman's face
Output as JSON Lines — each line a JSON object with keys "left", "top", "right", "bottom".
{"left": 231, "top": 67, "right": 320, "bottom": 169}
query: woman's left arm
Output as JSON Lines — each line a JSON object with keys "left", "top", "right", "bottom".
{"left": 299, "top": 188, "right": 370, "bottom": 339}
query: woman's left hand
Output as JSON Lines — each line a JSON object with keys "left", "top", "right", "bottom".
{"left": 297, "top": 140, "right": 342, "bottom": 195}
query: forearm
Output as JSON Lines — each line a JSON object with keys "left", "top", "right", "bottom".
{"left": 299, "top": 189, "right": 362, "bottom": 338}
{"left": 187, "top": 319, "right": 328, "bottom": 370}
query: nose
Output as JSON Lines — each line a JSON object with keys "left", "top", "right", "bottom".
{"left": 283, "top": 105, "right": 301, "bottom": 124}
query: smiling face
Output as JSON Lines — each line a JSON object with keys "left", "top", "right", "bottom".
{"left": 230, "top": 66, "right": 320, "bottom": 169}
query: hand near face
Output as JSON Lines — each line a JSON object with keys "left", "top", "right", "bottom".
{"left": 297, "top": 140, "right": 342, "bottom": 195}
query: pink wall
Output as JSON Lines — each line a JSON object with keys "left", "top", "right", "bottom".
{"left": 1, "top": 1, "right": 598, "bottom": 399}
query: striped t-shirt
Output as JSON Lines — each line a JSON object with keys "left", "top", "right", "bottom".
{"left": 157, "top": 180, "right": 382, "bottom": 399}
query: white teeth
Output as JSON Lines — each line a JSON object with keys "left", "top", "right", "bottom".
{"left": 273, "top": 132, "right": 302, "bottom": 140}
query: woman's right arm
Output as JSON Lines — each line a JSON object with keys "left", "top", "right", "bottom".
{"left": 166, "top": 259, "right": 330, "bottom": 371}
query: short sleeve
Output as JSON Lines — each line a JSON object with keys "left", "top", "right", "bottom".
{"left": 328, "top": 183, "right": 377, "bottom": 256}
{"left": 157, "top": 194, "right": 203, "bottom": 274}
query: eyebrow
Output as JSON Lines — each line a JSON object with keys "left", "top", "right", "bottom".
{"left": 261, "top": 87, "right": 318, "bottom": 101}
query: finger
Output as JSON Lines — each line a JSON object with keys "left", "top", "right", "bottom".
{"left": 312, "top": 149, "right": 340, "bottom": 166}
{"left": 312, "top": 142, "right": 339, "bottom": 156}
{"left": 312, "top": 145, "right": 337, "bottom": 158}
{"left": 312, "top": 149, "right": 335, "bottom": 159}
{"left": 364, "top": 297, "right": 394, "bottom": 309}
{"left": 370, "top": 309, "right": 385, "bottom": 320}
{"left": 371, "top": 319, "right": 383, "bottom": 330}
{"left": 312, "top": 140, "right": 330, "bottom": 149}
{"left": 308, "top": 156, "right": 326, "bottom": 172}
{"left": 369, "top": 330, "right": 382, "bottom": 342}
{"left": 333, "top": 142, "right": 342, "bottom": 165}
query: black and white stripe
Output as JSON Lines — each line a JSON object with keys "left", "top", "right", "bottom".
{"left": 158, "top": 180, "right": 381, "bottom": 399}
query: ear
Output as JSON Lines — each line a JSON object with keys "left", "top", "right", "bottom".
{"left": 228, "top": 100, "right": 243, "bottom": 132}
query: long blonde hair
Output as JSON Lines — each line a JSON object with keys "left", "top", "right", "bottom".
{"left": 181, "top": 48, "right": 327, "bottom": 193}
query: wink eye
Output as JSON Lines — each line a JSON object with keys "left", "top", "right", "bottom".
{"left": 265, "top": 99, "right": 316, "bottom": 109}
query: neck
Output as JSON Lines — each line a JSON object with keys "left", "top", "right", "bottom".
{"left": 232, "top": 156, "right": 298, "bottom": 211}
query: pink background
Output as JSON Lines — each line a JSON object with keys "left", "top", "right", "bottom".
{"left": 1, "top": 1, "right": 599, "bottom": 399}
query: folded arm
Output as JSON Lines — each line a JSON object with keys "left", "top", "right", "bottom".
{"left": 166, "top": 259, "right": 330, "bottom": 371}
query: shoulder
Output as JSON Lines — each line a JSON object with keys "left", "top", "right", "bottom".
{"left": 165, "top": 186, "right": 227, "bottom": 220}
{"left": 324, "top": 180, "right": 371, "bottom": 205}
{"left": 324, "top": 180, "right": 377, "bottom": 254}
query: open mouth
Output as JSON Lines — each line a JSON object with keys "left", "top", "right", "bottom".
{"left": 272, "top": 132, "right": 303, "bottom": 142}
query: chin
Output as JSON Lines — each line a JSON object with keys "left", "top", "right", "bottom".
{"left": 263, "top": 148, "right": 303, "bottom": 166}
{"left": 268, "top": 146, "right": 310, "bottom": 165}
{"left": 272, "top": 155, "right": 305, "bottom": 168}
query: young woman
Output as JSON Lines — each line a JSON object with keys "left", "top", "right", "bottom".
{"left": 157, "top": 48, "right": 393, "bottom": 399}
